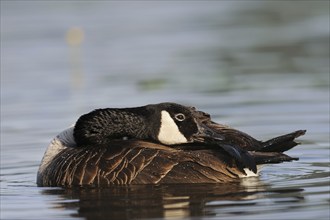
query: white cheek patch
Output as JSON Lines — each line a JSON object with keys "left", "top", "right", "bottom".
{"left": 158, "top": 111, "right": 188, "bottom": 145}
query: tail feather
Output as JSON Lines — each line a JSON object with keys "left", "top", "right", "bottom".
{"left": 245, "top": 130, "right": 305, "bottom": 171}
{"left": 260, "top": 130, "right": 306, "bottom": 152}
{"left": 250, "top": 151, "right": 298, "bottom": 165}
{"left": 202, "top": 128, "right": 306, "bottom": 174}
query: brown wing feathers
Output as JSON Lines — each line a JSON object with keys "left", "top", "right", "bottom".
{"left": 38, "top": 140, "right": 245, "bottom": 186}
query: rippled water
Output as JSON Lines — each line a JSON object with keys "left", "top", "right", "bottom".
{"left": 1, "top": 2, "right": 329, "bottom": 220}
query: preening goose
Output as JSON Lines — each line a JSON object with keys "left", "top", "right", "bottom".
{"left": 37, "top": 102, "right": 306, "bottom": 186}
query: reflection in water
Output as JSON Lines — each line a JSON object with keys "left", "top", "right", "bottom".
{"left": 41, "top": 179, "right": 304, "bottom": 220}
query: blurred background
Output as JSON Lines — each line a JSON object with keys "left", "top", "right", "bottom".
{"left": 1, "top": 1, "right": 329, "bottom": 220}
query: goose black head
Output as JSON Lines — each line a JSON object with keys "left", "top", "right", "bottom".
{"left": 147, "top": 103, "right": 224, "bottom": 145}
{"left": 73, "top": 102, "right": 224, "bottom": 147}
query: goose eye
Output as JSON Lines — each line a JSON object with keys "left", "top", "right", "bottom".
{"left": 175, "top": 113, "right": 186, "bottom": 121}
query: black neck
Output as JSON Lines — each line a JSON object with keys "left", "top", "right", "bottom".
{"left": 73, "top": 107, "right": 155, "bottom": 147}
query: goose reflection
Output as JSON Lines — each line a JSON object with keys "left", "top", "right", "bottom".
{"left": 41, "top": 180, "right": 304, "bottom": 220}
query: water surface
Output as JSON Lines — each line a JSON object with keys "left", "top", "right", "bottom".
{"left": 1, "top": 2, "right": 329, "bottom": 220}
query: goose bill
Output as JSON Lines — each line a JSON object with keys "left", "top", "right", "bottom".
{"left": 192, "top": 123, "right": 225, "bottom": 143}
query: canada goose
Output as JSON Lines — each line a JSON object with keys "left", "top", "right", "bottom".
{"left": 37, "top": 102, "right": 306, "bottom": 186}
